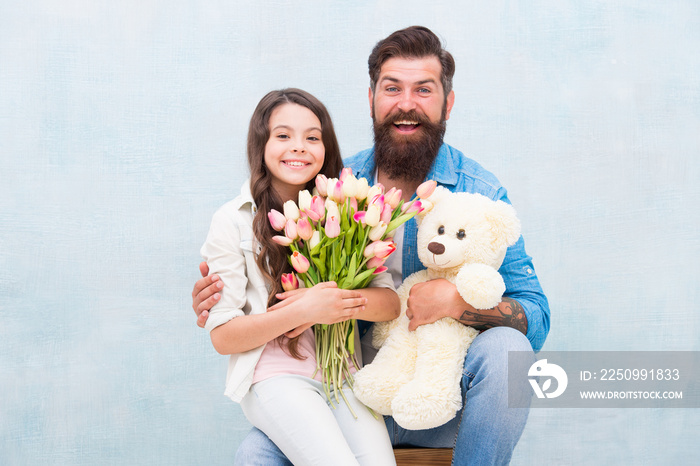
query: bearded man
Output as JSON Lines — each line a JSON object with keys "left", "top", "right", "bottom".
{"left": 193, "top": 26, "right": 550, "bottom": 466}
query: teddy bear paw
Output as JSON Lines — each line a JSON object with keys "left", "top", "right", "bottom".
{"left": 390, "top": 382, "right": 462, "bottom": 430}
{"left": 353, "top": 366, "right": 406, "bottom": 415}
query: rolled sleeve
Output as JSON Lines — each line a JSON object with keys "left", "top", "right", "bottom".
{"left": 368, "top": 270, "right": 396, "bottom": 291}
{"left": 499, "top": 236, "right": 550, "bottom": 352}
{"left": 200, "top": 206, "right": 249, "bottom": 332}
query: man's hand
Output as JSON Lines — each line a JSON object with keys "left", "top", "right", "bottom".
{"left": 192, "top": 262, "right": 223, "bottom": 328}
{"left": 406, "top": 278, "right": 528, "bottom": 335}
{"left": 405, "top": 278, "right": 466, "bottom": 331}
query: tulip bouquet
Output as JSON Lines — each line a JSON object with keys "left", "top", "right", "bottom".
{"left": 268, "top": 168, "right": 437, "bottom": 414}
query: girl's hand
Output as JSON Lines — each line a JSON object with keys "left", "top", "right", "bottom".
{"left": 269, "top": 282, "right": 367, "bottom": 333}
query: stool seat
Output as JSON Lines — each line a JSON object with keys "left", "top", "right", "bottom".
{"left": 394, "top": 447, "right": 452, "bottom": 465}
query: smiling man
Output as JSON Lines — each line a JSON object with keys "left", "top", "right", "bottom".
{"left": 193, "top": 26, "right": 550, "bottom": 465}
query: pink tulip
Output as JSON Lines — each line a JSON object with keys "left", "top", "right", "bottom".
{"left": 268, "top": 209, "right": 286, "bottom": 231}
{"left": 369, "top": 193, "right": 385, "bottom": 208}
{"left": 373, "top": 266, "right": 388, "bottom": 274}
{"left": 418, "top": 199, "right": 433, "bottom": 213}
{"left": 306, "top": 195, "right": 325, "bottom": 222}
{"left": 369, "top": 240, "right": 396, "bottom": 260}
{"left": 380, "top": 203, "right": 393, "bottom": 224}
{"left": 297, "top": 216, "right": 313, "bottom": 241}
{"left": 363, "top": 242, "right": 375, "bottom": 258}
{"left": 416, "top": 180, "right": 437, "bottom": 199}
{"left": 353, "top": 210, "right": 366, "bottom": 225}
{"left": 281, "top": 273, "right": 299, "bottom": 291}
{"left": 290, "top": 251, "right": 310, "bottom": 274}
{"left": 284, "top": 219, "right": 298, "bottom": 240}
{"left": 385, "top": 187, "right": 402, "bottom": 209}
{"left": 332, "top": 179, "right": 346, "bottom": 203}
{"left": 325, "top": 215, "right": 341, "bottom": 238}
{"left": 349, "top": 197, "right": 358, "bottom": 214}
{"left": 272, "top": 235, "right": 294, "bottom": 246}
{"left": 401, "top": 199, "right": 423, "bottom": 214}
{"left": 339, "top": 167, "right": 353, "bottom": 181}
{"left": 315, "top": 174, "right": 329, "bottom": 197}
{"left": 367, "top": 256, "right": 386, "bottom": 269}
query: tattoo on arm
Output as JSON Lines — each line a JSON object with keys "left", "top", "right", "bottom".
{"left": 458, "top": 297, "right": 528, "bottom": 335}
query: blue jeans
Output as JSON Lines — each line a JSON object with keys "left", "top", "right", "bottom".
{"left": 234, "top": 327, "right": 535, "bottom": 466}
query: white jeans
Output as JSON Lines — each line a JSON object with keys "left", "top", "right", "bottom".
{"left": 240, "top": 374, "right": 395, "bottom": 466}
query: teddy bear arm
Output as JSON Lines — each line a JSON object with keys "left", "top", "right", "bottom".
{"left": 455, "top": 263, "right": 506, "bottom": 310}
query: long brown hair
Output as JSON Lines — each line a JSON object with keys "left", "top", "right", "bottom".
{"left": 247, "top": 88, "right": 343, "bottom": 358}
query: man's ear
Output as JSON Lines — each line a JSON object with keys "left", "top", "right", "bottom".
{"left": 444, "top": 90, "right": 455, "bottom": 121}
{"left": 368, "top": 87, "right": 374, "bottom": 117}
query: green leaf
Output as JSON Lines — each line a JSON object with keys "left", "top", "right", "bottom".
{"left": 346, "top": 320, "right": 355, "bottom": 354}
{"left": 351, "top": 267, "right": 377, "bottom": 288}
{"left": 386, "top": 211, "right": 418, "bottom": 235}
{"left": 347, "top": 252, "right": 358, "bottom": 282}
{"left": 343, "top": 223, "right": 356, "bottom": 256}
{"left": 306, "top": 266, "right": 318, "bottom": 284}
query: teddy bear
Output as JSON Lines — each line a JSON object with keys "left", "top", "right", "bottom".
{"left": 353, "top": 186, "right": 521, "bottom": 430}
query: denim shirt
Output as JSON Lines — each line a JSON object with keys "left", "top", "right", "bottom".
{"left": 344, "top": 143, "right": 550, "bottom": 351}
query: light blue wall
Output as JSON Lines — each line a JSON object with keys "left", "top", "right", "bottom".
{"left": 2, "top": 1, "right": 699, "bottom": 464}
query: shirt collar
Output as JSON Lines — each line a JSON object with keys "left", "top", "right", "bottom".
{"left": 354, "top": 153, "right": 377, "bottom": 185}
{"left": 425, "top": 143, "right": 459, "bottom": 187}
{"left": 234, "top": 178, "right": 256, "bottom": 213}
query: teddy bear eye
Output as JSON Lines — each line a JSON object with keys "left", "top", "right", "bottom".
{"left": 457, "top": 229, "right": 466, "bottom": 240}
{"left": 438, "top": 226, "right": 445, "bottom": 235}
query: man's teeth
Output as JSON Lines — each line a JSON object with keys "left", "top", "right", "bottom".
{"left": 394, "top": 120, "right": 419, "bottom": 125}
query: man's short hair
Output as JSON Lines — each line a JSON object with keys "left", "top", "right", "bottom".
{"left": 368, "top": 26, "right": 456, "bottom": 95}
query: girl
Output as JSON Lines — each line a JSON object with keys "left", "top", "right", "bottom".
{"left": 201, "top": 89, "right": 399, "bottom": 466}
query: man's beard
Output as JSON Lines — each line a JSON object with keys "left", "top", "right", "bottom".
{"left": 372, "top": 109, "right": 446, "bottom": 183}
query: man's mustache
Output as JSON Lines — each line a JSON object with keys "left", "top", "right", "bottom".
{"left": 380, "top": 110, "right": 433, "bottom": 127}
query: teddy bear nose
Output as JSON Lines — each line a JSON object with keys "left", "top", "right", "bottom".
{"left": 428, "top": 242, "right": 445, "bottom": 255}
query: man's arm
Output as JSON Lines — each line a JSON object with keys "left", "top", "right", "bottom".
{"left": 455, "top": 297, "right": 527, "bottom": 334}
{"left": 405, "top": 278, "right": 527, "bottom": 334}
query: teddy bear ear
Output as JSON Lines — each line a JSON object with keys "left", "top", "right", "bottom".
{"left": 486, "top": 200, "right": 522, "bottom": 249}
{"left": 415, "top": 185, "right": 449, "bottom": 224}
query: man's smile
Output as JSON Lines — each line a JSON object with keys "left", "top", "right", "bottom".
{"left": 393, "top": 119, "right": 421, "bottom": 134}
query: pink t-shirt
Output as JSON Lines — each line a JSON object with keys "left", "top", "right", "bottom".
{"left": 252, "top": 328, "right": 359, "bottom": 384}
